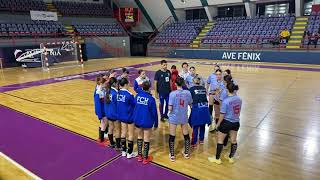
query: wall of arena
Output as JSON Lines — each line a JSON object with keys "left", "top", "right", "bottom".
{"left": 167, "top": 49, "right": 320, "bottom": 65}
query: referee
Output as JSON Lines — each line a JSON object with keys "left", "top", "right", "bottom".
{"left": 154, "top": 60, "right": 171, "bottom": 121}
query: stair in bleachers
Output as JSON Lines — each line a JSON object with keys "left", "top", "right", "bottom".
{"left": 286, "top": 16, "right": 308, "bottom": 49}
{"left": 190, "top": 21, "right": 215, "bottom": 48}
{"left": 46, "top": 3, "right": 62, "bottom": 17}
{"left": 64, "top": 25, "right": 84, "bottom": 44}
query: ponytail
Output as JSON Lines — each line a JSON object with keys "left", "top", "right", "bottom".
{"left": 226, "top": 82, "right": 239, "bottom": 93}
{"left": 106, "top": 77, "right": 117, "bottom": 104}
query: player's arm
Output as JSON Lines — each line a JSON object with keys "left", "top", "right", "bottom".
{"left": 217, "top": 101, "right": 227, "bottom": 128}
{"left": 154, "top": 80, "right": 159, "bottom": 99}
{"left": 217, "top": 114, "right": 225, "bottom": 128}
{"left": 154, "top": 71, "right": 159, "bottom": 98}
{"left": 168, "top": 93, "right": 173, "bottom": 113}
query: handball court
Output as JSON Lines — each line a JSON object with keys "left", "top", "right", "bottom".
{"left": 0, "top": 58, "right": 320, "bottom": 180}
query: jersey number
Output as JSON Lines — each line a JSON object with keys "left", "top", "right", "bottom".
{"left": 179, "top": 99, "right": 185, "bottom": 107}
{"left": 233, "top": 105, "right": 240, "bottom": 116}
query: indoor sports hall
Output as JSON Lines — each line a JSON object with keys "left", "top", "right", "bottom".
{"left": 0, "top": 0, "right": 320, "bottom": 180}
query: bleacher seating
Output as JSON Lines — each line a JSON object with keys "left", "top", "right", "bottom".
{"left": 73, "top": 23, "right": 126, "bottom": 36}
{"left": 53, "top": 1, "right": 112, "bottom": 17}
{"left": 303, "top": 12, "right": 320, "bottom": 47}
{"left": 0, "top": 21, "right": 65, "bottom": 37}
{"left": 202, "top": 15, "right": 295, "bottom": 46}
{"left": 0, "top": 0, "right": 47, "bottom": 12}
{"left": 153, "top": 19, "right": 207, "bottom": 45}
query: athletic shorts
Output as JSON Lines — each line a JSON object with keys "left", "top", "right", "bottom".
{"left": 218, "top": 120, "right": 240, "bottom": 134}
{"left": 108, "top": 118, "right": 117, "bottom": 122}
{"left": 213, "top": 100, "right": 220, "bottom": 105}
{"left": 135, "top": 124, "right": 152, "bottom": 129}
{"left": 119, "top": 119, "right": 134, "bottom": 124}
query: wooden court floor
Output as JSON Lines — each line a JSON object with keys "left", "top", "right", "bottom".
{"left": 1, "top": 57, "right": 320, "bottom": 180}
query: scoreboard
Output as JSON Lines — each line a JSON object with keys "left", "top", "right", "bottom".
{"left": 119, "top": 7, "right": 140, "bottom": 24}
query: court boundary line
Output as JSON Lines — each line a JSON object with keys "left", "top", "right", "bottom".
{"left": 255, "top": 77, "right": 298, "bottom": 128}
{"left": 2, "top": 92, "right": 93, "bottom": 106}
{"left": 0, "top": 104, "right": 197, "bottom": 180}
{"left": 76, "top": 154, "right": 121, "bottom": 179}
{"left": 0, "top": 60, "right": 172, "bottom": 93}
{"left": 2, "top": 91, "right": 317, "bottom": 142}
{"left": 0, "top": 152, "right": 43, "bottom": 180}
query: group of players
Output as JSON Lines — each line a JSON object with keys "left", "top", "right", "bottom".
{"left": 93, "top": 60, "right": 242, "bottom": 165}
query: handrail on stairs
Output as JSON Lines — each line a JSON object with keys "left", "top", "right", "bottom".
{"left": 148, "top": 16, "right": 175, "bottom": 43}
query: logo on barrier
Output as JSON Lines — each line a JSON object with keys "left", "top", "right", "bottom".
{"left": 222, "top": 52, "right": 261, "bottom": 61}
{"left": 14, "top": 41, "right": 75, "bottom": 63}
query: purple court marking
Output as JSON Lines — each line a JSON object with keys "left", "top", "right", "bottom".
{"left": 0, "top": 61, "right": 174, "bottom": 93}
{"left": 0, "top": 105, "right": 119, "bottom": 180}
{"left": 1, "top": 60, "right": 319, "bottom": 93}
{"left": 85, "top": 157, "right": 193, "bottom": 180}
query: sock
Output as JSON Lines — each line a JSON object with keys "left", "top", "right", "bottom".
{"left": 229, "top": 143, "right": 238, "bottom": 158}
{"left": 128, "top": 140, "right": 133, "bottom": 154}
{"left": 223, "top": 134, "right": 229, "bottom": 146}
{"left": 116, "top": 138, "right": 121, "bottom": 149}
{"left": 143, "top": 142, "right": 150, "bottom": 159}
{"left": 184, "top": 134, "right": 190, "bottom": 155}
{"left": 216, "top": 118, "right": 220, "bottom": 125}
{"left": 104, "top": 124, "right": 109, "bottom": 134}
{"left": 99, "top": 127, "right": 104, "bottom": 142}
{"left": 108, "top": 134, "right": 115, "bottom": 145}
{"left": 137, "top": 139, "right": 143, "bottom": 156}
{"left": 169, "top": 135, "right": 175, "bottom": 156}
{"left": 121, "top": 138, "right": 126, "bottom": 152}
{"left": 209, "top": 105, "right": 213, "bottom": 117}
{"left": 216, "top": 143, "right": 223, "bottom": 159}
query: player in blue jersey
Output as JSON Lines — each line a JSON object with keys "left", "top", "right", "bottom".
{"left": 117, "top": 67, "right": 129, "bottom": 81}
{"left": 94, "top": 75, "right": 109, "bottom": 146}
{"left": 208, "top": 69, "right": 224, "bottom": 132}
{"left": 189, "top": 77, "right": 211, "bottom": 148}
{"left": 105, "top": 77, "right": 121, "bottom": 150}
{"left": 168, "top": 77, "right": 193, "bottom": 161}
{"left": 220, "top": 75, "right": 234, "bottom": 148}
{"left": 134, "top": 69, "right": 150, "bottom": 94}
{"left": 132, "top": 81, "right": 158, "bottom": 165}
{"left": 206, "top": 64, "right": 220, "bottom": 117}
{"left": 185, "top": 66, "right": 205, "bottom": 88}
{"left": 208, "top": 82, "right": 241, "bottom": 164}
{"left": 117, "top": 78, "right": 137, "bottom": 158}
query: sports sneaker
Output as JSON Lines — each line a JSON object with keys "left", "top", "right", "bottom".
{"left": 209, "top": 123, "right": 216, "bottom": 133}
{"left": 97, "top": 139, "right": 110, "bottom": 146}
{"left": 224, "top": 155, "right": 235, "bottom": 164}
{"left": 121, "top": 151, "right": 127, "bottom": 157}
{"left": 208, "top": 156, "right": 222, "bottom": 164}
{"left": 169, "top": 154, "right": 176, "bottom": 162}
{"left": 199, "top": 140, "right": 204, "bottom": 145}
{"left": 108, "top": 143, "right": 116, "bottom": 149}
{"left": 127, "top": 152, "right": 138, "bottom": 159}
{"left": 104, "top": 133, "right": 108, "bottom": 139}
{"left": 137, "top": 155, "right": 143, "bottom": 162}
{"left": 191, "top": 144, "right": 197, "bottom": 148}
{"left": 181, "top": 151, "right": 190, "bottom": 159}
{"left": 142, "top": 156, "right": 153, "bottom": 165}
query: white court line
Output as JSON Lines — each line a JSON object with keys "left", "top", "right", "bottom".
{"left": 0, "top": 152, "right": 43, "bottom": 180}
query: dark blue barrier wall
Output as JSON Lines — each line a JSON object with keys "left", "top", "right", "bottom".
{"left": 85, "top": 42, "right": 113, "bottom": 59}
{"left": 168, "top": 49, "right": 320, "bottom": 65}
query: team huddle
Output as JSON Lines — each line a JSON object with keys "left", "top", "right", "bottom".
{"left": 93, "top": 60, "right": 242, "bottom": 165}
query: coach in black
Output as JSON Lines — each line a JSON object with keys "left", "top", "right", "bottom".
{"left": 154, "top": 60, "right": 171, "bottom": 121}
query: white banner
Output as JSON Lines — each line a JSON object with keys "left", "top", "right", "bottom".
{"left": 30, "top": 11, "right": 58, "bottom": 21}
